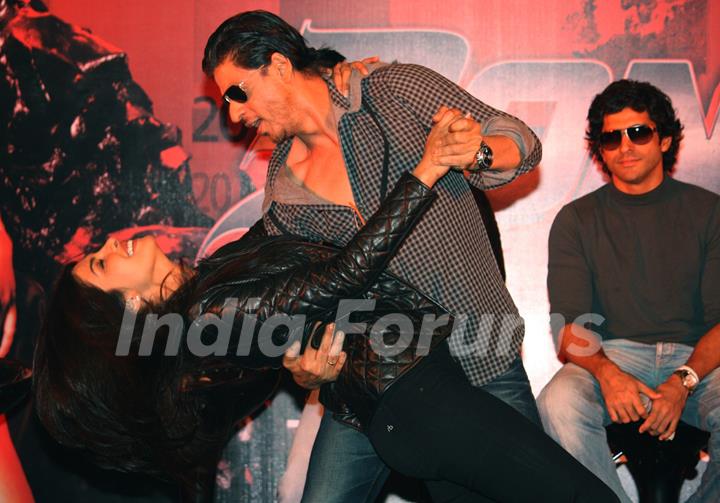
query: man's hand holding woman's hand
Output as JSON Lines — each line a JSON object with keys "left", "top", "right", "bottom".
{"left": 282, "top": 323, "right": 346, "bottom": 390}
{"left": 432, "top": 105, "right": 485, "bottom": 171}
{"left": 414, "top": 105, "right": 481, "bottom": 187}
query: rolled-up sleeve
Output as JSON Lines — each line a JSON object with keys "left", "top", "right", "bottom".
{"left": 382, "top": 64, "right": 541, "bottom": 190}
{"left": 474, "top": 115, "right": 542, "bottom": 189}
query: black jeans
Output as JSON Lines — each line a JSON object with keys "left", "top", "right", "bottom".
{"left": 368, "top": 343, "right": 620, "bottom": 502}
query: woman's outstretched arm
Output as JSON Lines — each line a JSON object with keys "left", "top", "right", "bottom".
{"left": 248, "top": 108, "right": 463, "bottom": 322}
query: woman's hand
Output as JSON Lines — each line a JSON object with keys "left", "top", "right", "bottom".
{"left": 330, "top": 56, "right": 380, "bottom": 96}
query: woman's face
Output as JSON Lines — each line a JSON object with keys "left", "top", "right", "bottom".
{"left": 73, "top": 235, "right": 178, "bottom": 302}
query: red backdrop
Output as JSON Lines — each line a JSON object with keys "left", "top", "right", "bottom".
{"left": 2, "top": 1, "right": 718, "bottom": 501}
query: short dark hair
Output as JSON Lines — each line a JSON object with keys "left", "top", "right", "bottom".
{"left": 586, "top": 79, "right": 684, "bottom": 174}
{"left": 202, "top": 10, "right": 344, "bottom": 77}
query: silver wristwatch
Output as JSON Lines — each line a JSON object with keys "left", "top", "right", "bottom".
{"left": 474, "top": 140, "right": 494, "bottom": 171}
{"left": 673, "top": 365, "right": 699, "bottom": 394}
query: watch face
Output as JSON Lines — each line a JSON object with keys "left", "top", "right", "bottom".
{"left": 677, "top": 370, "right": 698, "bottom": 390}
{"left": 476, "top": 142, "right": 493, "bottom": 169}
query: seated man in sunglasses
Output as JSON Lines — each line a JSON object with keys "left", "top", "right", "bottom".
{"left": 537, "top": 79, "right": 720, "bottom": 503}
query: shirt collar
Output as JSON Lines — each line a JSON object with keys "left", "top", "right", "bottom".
{"left": 607, "top": 174, "right": 674, "bottom": 206}
{"left": 322, "top": 70, "right": 366, "bottom": 125}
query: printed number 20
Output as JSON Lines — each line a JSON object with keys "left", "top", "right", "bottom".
{"left": 193, "top": 96, "right": 248, "bottom": 143}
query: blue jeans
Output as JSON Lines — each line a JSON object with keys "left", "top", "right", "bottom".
{"left": 300, "top": 356, "right": 540, "bottom": 503}
{"left": 537, "top": 339, "right": 720, "bottom": 503}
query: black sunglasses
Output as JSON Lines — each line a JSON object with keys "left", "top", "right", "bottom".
{"left": 599, "top": 125, "right": 657, "bottom": 150}
{"left": 223, "top": 82, "right": 248, "bottom": 104}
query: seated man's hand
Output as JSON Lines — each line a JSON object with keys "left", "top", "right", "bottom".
{"left": 638, "top": 374, "right": 689, "bottom": 440}
{"left": 282, "top": 323, "right": 346, "bottom": 390}
{"left": 597, "top": 363, "right": 661, "bottom": 423}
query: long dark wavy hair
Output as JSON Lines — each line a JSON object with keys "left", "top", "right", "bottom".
{"left": 586, "top": 79, "right": 684, "bottom": 174}
{"left": 32, "top": 235, "right": 285, "bottom": 500}
{"left": 202, "top": 10, "right": 345, "bottom": 77}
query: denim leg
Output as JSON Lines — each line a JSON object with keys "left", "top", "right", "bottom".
{"left": 421, "top": 356, "right": 545, "bottom": 501}
{"left": 537, "top": 362, "right": 632, "bottom": 503}
{"left": 634, "top": 341, "right": 720, "bottom": 502}
{"left": 537, "top": 339, "right": 671, "bottom": 503}
{"left": 681, "top": 365, "right": 720, "bottom": 503}
{"left": 300, "top": 410, "right": 389, "bottom": 503}
{"left": 481, "top": 355, "right": 542, "bottom": 426}
{"left": 301, "top": 356, "right": 537, "bottom": 501}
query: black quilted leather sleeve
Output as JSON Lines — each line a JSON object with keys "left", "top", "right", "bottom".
{"left": 252, "top": 172, "right": 436, "bottom": 321}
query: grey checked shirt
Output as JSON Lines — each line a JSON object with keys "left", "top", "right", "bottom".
{"left": 262, "top": 63, "right": 541, "bottom": 386}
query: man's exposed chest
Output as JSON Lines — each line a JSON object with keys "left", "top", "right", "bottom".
{"left": 285, "top": 138, "right": 356, "bottom": 208}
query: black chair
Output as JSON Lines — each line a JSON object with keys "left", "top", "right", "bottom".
{"left": 606, "top": 421, "right": 709, "bottom": 503}
{"left": 0, "top": 359, "right": 32, "bottom": 415}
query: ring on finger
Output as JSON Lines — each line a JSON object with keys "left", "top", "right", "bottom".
{"left": 327, "top": 359, "right": 337, "bottom": 366}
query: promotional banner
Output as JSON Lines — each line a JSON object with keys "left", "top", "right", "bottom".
{"left": 1, "top": 0, "right": 717, "bottom": 501}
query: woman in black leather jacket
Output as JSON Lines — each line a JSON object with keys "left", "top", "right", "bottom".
{"left": 33, "top": 112, "right": 618, "bottom": 502}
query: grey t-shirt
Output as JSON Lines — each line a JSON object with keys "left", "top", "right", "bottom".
{"left": 548, "top": 176, "right": 720, "bottom": 345}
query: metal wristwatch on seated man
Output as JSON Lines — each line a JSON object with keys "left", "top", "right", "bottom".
{"left": 673, "top": 365, "right": 700, "bottom": 394}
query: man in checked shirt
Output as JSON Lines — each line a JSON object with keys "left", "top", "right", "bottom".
{"left": 203, "top": 10, "right": 543, "bottom": 502}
